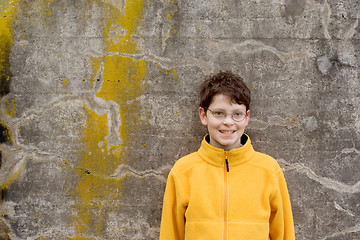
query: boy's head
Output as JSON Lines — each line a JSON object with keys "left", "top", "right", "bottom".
{"left": 198, "top": 71, "right": 251, "bottom": 150}
{"left": 199, "top": 71, "right": 251, "bottom": 111}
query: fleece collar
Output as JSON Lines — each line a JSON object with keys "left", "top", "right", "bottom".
{"left": 197, "top": 134, "right": 255, "bottom": 168}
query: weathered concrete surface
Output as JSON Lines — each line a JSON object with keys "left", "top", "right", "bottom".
{"left": 0, "top": 0, "right": 359, "bottom": 239}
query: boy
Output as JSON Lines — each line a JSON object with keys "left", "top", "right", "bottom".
{"left": 160, "top": 71, "right": 295, "bottom": 240}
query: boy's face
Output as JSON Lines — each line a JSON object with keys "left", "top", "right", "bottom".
{"left": 199, "top": 94, "right": 249, "bottom": 151}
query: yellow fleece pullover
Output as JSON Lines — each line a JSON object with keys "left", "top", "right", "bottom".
{"left": 160, "top": 134, "right": 295, "bottom": 240}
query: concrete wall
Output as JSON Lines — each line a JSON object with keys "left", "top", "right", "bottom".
{"left": 0, "top": 0, "right": 359, "bottom": 239}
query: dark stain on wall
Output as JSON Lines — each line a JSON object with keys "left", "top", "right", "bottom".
{"left": 285, "top": 0, "right": 307, "bottom": 19}
{"left": 0, "top": 122, "right": 12, "bottom": 145}
{"left": 0, "top": 49, "right": 11, "bottom": 98}
{"left": 0, "top": 217, "right": 12, "bottom": 240}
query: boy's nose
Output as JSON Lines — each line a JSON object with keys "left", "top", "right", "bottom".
{"left": 222, "top": 114, "right": 235, "bottom": 125}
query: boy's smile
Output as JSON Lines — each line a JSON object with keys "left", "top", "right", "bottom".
{"left": 199, "top": 94, "right": 249, "bottom": 151}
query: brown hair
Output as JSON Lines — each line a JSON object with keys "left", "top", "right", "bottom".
{"left": 199, "top": 71, "right": 251, "bottom": 111}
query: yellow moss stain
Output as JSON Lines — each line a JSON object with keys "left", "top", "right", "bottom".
{"left": 69, "top": 236, "right": 88, "bottom": 240}
{"left": 0, "top": 1, "right": 19, "bottom": 95}
{"left": 0, "top": 1, "right": 13, "bottom": 72}
{"left": 80, "top": 106, "right": 116, "bottom": 175}
{"left": 4, "top": 99, "right": 17, "bottom": 117}
{"left": 95, "top": 56, "right": 146, "bottom": 103}
{"left": 34, "top": 0, "right": 56, "bottom": 19}
{"left": 63, "top": 79, "right": 68, "bottom": 89}
{"left": 73, "top": 0, "right": 147, "bottom": 238}
{"left": 172, "top": 69, "right": 177, "bottom": 78}
{"left": 104, "top": 0, "right": 145, "bottom": 54}
{"left": 71, "top": 105, "right": 134, "bottom": 238}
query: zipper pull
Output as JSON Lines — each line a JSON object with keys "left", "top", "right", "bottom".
{"left": 225, "top": 152, "right": 229, "bottom": 172}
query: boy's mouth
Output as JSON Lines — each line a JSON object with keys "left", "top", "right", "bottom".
{"left": 219, "top": 130, "right": 235, "bottom": 134}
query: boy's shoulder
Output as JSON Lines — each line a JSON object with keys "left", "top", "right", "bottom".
{"left": 171, "top": 151, "right": 203, "bottom": 175}
{"left": 250, "top": 150, "right": 282, "bottom": 174}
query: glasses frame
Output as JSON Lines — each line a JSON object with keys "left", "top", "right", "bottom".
{"left": 207, "top": 108, "right": 248, "bottom": 122}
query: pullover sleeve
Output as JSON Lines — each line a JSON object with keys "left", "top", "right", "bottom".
{"left": 160, "top": 169, "right": 187, "bottom": 240}
{"left": 269, "top": 169, "right": 295, "bottom": 240}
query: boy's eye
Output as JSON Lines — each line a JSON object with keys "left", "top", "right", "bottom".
{"left": 234, "top": 112, "right": 243, "bottom": 117}
{"left": 214, "top": 112, "right": 225, "bottom": 116}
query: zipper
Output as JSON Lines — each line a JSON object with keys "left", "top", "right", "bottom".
{"left": 223, "top": 151, "right": 229, "bottom": 240}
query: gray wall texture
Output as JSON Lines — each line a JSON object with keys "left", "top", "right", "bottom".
{"left": 0, "top": 0, "right": 359, "bottom": 239}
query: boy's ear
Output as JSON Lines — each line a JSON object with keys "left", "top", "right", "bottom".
{"left": 244, "top": 110, "right": 250, "bottom": 126}
{"left": 199, "top": 107, "right": 208, "bottom": 126}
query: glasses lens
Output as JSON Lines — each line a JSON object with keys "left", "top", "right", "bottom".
{"left": 209, "top": 109, "right": 247, "bottom": 122}
{"left": 232, "top": 113, "right": 245, "bottom": 122}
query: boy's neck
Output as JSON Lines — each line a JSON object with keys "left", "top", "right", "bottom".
{"left": 206, "top": 134, "right": 247, "bottom": 151}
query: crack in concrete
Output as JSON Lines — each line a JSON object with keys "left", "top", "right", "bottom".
{"left": 0, "top": 138, "right": 66, "bottom": 188}
{"left": 344, "top": 12, "right": 359, "bottom": 42}
{"left": 109, "top": 164, "right": 171, "bottom": 183}
{"left": 277, "top": 158, "right": 360, "bottom": 194}
{"left": 86, "top": 61, "right": 123, "bottom": 148}
{"left": 8, "top": 94, "right": 119, "bottom": 148}
{"left": 95, "top": 50, "right": 213, "bottom": 74}
{"left": 4, "top": 62, "right": 121, "bottom": 147}
{"left": 0, "top": 90, "right": 123, "bottom": 187}
{"left": 93, "top": 61, "right": 105, "bottom": 94}
{"left": 334, "top": 201, "right": 355, "bottom": 217}
{"left": 84, "top": 37, "right": 308, "bottom": 76}
{"left": 0, "top": 96, "right": 73, "bottom": 188}
{"left": 92, "top": 38, "right": 307, "bottom": 75}
{"left": 206, "top": 39, "right": 308, "bottom": 63}
{"left": 69, "top": 163, "right": 170, "bottom": 183}
{"left": 341, "top": 148, "right": 360, "bottom": 154}
{"left": 0, "top": 145, "right": 26, "bottom": 188}
{"left": 321, "top": 0, "right": 332, "bottom": 40}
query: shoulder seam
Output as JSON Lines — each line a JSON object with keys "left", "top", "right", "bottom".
{"left": 171, "top": 168, "right": 186, "bottom": 201}
{"left": 247, "top": 161, "right": 279, "bottom": 175}
{"left": 175, "top": 161, "right": 205, "bottom": 177}
{"left": 173, "top": 152, "right": 208, "bottom": 176}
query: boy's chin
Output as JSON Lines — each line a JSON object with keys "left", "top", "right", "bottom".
{"left": 211, "top": 138, "right": 242, "bottom": 150}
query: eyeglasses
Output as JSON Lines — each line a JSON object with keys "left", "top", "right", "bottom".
{"left": 207, "top": 109, "right": 248, "bottom": 122}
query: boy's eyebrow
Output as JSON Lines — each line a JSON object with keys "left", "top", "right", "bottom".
{"left": 210, "top": 108, "right": 245, "bottom": 112}
{"left": 208, "top": 107, "right": 225, "bottom": 111}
